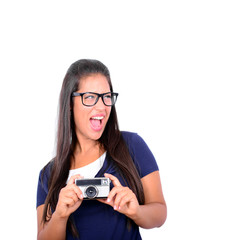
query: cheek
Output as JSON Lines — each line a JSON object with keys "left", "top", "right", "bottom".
{"left": 73, "top": 106, "right": 90, "bottom": 127}
{"left": 106, "top": 107, "right": 112, "bottom": 120}
{"left": 104, "top": 108, "right": 112, "bottom": 128}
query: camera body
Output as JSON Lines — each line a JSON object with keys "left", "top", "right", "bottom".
{"left": 75, "top": 177, "right": 111, "bottom": 199}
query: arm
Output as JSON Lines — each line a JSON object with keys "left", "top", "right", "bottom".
{"left": 37, "top": 205, "right": 68, "bottom": 240}
{"left": 132, "top": 171, "right": 167, "bottom": 228}
{"left": 37, "top": 175, "right": 83, "bottom": 240}
{"left": 100, "top": 171, "right": 167, "bottom": 229}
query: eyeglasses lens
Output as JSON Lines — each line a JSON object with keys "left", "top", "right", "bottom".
{"left": 82, "top": 93, "right": 117, "bottom": 106}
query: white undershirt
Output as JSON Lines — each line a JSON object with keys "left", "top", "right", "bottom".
{"left": 66, "top": 152, "right": 106, "bottom": 183}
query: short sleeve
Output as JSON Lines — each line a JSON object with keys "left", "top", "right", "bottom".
{"left": 36, "top": 164, "right": 51, "bottom": 208}
{"left": 122, "top": 131, "right": 159, "bottom": 178}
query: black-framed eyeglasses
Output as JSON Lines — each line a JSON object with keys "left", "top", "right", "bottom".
{"left": 72, "top": 92, "right": 119, "bottom": 107}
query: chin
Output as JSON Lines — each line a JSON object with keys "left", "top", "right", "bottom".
{"left": 89, "top": 130, "right": 104, "bottom": 141}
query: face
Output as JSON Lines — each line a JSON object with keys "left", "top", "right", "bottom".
{"left": 72, "top": 73, "right": 112, "bottom": 143}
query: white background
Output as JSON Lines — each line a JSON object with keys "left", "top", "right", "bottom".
{"left": 0, "top": 0, "right": 239, "bottom": 239}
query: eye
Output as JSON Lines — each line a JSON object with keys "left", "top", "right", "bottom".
{"left": 84, "top": 94, "right": 96, "bottom": 100}
{"left": 104, "top": 94, "right": 112, "bottom": 99}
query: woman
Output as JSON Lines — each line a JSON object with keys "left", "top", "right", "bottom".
{"left": 36, "top": 59, "right": 167, "bottom": 240}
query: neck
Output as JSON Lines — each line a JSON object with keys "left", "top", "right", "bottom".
{"left": 76, "top": 136, "right": 99, "bottom": 152}
{"left": 70, "top": 135, "right": 104, "bottom": 169}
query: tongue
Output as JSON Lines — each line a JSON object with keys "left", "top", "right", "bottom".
{"left": 90, "top": 119, "right": 101, "bottom": 128}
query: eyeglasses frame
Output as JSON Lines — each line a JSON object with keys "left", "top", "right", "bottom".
{"left": 71, "top": 91, "right": 119, "bottom": 107}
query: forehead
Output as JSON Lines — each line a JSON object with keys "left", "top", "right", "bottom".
{"left": 78, "top": 73, "right": 110, "bottom": 92}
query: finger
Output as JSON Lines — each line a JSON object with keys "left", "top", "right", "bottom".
{"left": 107, "top": 186, "right": 123, "bottom": 204}
{"left": 71, "top": 184, "right": 84, "bottom": 200}
{"left": 97, "top": 199, "right": 106, "bottom": 204}
{"left": 97, "top": 198, "right": 111, "bottom": 205}
{"left": 118, "top": 193, "right": 136, "bottom": 210}
{"left": 113, "top": 189, "right": 129, "bottom": 210}
{"left": 67, "top": 174, "right": 83, "bottom": 185}
{"left": 65, "top": 195, "right": 79, "bottom": 207}
{"left": 64, "top": 184, "right": 83, "bottom": 200}
{"left": 59, "top": 190, "right": 79, "bottom": 206}
{"left": 97, "top": 198, "right": 116, "bottom": 209}
{"left": 104, "top": 173, "right": 122, "bottom": 187}
{"left": 65, "top": 190, "right": 81, "bottom": 203}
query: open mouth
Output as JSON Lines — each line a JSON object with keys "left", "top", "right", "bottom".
{"left": 90, "top": 116, "right": 104, "bottom": 131}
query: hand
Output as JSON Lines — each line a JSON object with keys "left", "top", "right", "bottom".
{"left": 55, "top": 174, "right": 83, "bottom": 219}
{"left": 99, "top": 173, "right": 140, "bottom": 219}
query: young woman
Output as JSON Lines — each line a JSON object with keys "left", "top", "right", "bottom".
{"left": 36, "top": 59, "right": 167, "bottom": 240}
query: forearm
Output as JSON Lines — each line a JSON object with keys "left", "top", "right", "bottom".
{"left": 131, "top": 202, "right": 167, "bottom": 229}
{"left": 37, "top": 212, "right": 68, "bottom": 240}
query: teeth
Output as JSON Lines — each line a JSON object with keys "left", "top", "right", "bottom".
{"left": 91, "top": 116, "right": 104, "bottom": 120}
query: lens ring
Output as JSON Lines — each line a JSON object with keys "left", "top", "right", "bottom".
{"left": 85, "top": 185, "right": 98, "bottom": 199}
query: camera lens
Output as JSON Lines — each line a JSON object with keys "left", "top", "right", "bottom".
{"left": 85, "top": 186, "right": 98, "bottom": 199}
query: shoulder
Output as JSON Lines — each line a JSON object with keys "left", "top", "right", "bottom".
{"left": 121, "top": 131, "right": 159, "bottom": 178}
{"left": 38, "top": 160, "right": 54, "bottom": 189}
{"left": 36, "top": 160, "right": 54, "bottom": 208}
{"left": 121, "top": 131, "right": 143, "bottom": 145}
{"left": 41, "top": 160, "right": 54, "bottom": 179}
{"left": 121, "top": 131, "right": 149, "bottom": 153}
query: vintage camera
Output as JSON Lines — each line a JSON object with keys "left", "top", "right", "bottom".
{"left": 75, "top": 177, "right": 111, "bottom": 199}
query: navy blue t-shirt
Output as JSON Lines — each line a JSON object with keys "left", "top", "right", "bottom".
{"left": 36, "top": 131, "right": 159, "bottom": 240}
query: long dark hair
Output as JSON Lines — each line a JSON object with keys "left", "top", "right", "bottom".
{"left": 42, "top": 59, "right": 144, "bottom": 237}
